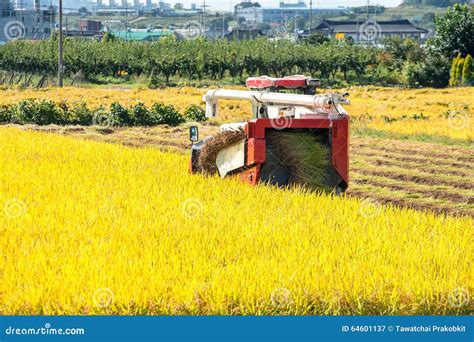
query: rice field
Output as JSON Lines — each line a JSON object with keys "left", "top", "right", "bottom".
{"left": 1, "top": 85, "right": 473, "bottom": 315}
{"left": 0, "top": 86, "right": 472, "bottom": 141}
{"left": 16, "top": 122, "right": 472, "bottom": 217}
{"left": 0, "top": 127, "right": 472, "bottom": 315}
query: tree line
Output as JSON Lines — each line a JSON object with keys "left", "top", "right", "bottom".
{"left": 0, "top": 37, "right": 377, "bottom": 85}
{"left": 0, "top": 4, "right": 472, "bottom": 88}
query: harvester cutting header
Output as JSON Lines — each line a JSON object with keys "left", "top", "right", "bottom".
{"left": 190, "top": 76, "right": 350, "bottom": 194}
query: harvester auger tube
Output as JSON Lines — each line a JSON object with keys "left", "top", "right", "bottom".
{"left": 190, "top": 76, "right": 350, "bottom": 194}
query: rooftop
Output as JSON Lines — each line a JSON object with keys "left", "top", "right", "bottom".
{"left": 112, "top": 30, "right": 173, "bottom": 41}
{"left": 315, "top": 19, "right": 427, "bottom": 33}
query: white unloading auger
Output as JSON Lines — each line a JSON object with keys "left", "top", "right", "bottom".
{"left": 203, "top": 89, "right": 350, "bottom": 119}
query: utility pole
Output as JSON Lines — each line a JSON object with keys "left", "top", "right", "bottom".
{"left": 222, "top": 15, "right": 225, "bottom": 38}
{"left": 202, "top": 0, "right": 207, "bottom": 33}
{"left": 309, "top": 0, "right": 312, "bottom": 36}
{"left": 58, "top": 0, "right": 64, "bottom": 87}
{"left": 125, "top": 1, "right": 128, "bottom": 41}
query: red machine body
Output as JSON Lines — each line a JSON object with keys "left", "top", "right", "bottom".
{"left": 246, "top": 75, "right": 321, "bottom": 91}
{"left": 241, "top": 118, "right": 349, "bottom": 190}
{"left": 190, "top": 76, "right": 350, "bottom": 193}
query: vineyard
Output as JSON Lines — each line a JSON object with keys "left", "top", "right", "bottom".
{"left": 0, "top": 38, "right": 375, "bottom": 84}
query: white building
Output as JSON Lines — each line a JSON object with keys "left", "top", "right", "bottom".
{"left": 236, "top": 6, "right": 263, "bottom": 24}
{"left": 1, "top": 6, "right": 55, "bottom": 43}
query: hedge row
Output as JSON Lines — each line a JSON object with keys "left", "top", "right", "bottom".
{"left": 0, "top": 100, "right": 206, "bottom": 127}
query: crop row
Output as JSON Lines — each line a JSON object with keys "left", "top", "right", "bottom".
{"left": 0, "top": 99, "right": 206, "bottom": 127}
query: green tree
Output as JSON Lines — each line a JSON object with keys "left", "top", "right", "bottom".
{"left": 455, "top": 56, "right": 465, "bottom": 86}
{"left": 430, "top": 4, "right": 474, "bottom": 57}
{"left": 449, "top": 54, "right": 459, "bottom": 86}
{"left": 462, "top": 54, "right": 473, "bottom": 86}
{"left": 404, "top": 54, "right": 451, "bottom": 88}
{"left": 382, "top": 37, "right": 425, "bottom": 70}
{"left": 304, "top": 33, "right": 330, "bottom": 46}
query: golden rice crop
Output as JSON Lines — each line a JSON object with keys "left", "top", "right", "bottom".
{"left": 0, "top": 127, "right": 472, "bottom": 315}
{"left": 0, "top": 86, "right": 472, "bottom": 141}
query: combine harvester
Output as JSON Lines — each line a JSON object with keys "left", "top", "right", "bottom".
{"left": 190, "top": 76, "right": 350, "bottom": 193}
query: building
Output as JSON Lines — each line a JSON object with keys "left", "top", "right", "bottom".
{"left": 1, "top": 1, "right": 55, "bottom": 43}
{"left": 112, "top": 29, "right": 173, "bottom": 41}
{"left": 158, "top": 1, "right": 170, "bottom": 10}
{"left": 312, "top": 19, "right": 427, "bottom": 44}
{"left": 236, "top": 6, "right": 263, "bottom": 24}
{"left": 225, "top": 28, "right": 264, "bottom": 41}
{"left": 279, "top": 1, "right": 306, "bottom": 9}
{"left": 79, "top": 19, "right": 102, "bottom": 33}
{"left": 261, "top": 6, "right": 346, "bottom": 23}
{"left": 1, "top": 0, "right": 11, "bottom": 10}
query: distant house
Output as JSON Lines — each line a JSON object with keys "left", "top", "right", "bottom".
{"left": 79, "top": 19, "right": 102, "bottom": 34}
{"left": 225, "top": 28, "right": 264, "bottom": 41}
{"left": 235, "top": 6, "right": 263, "bottom": 24}
{"left": 112, "top": 29, "right": 174, "bottom": 41}
{"left": 64, "top": 19, "right": 103, "bottom": 39}
{"left": 262, "top": 7, "right": 345, "bottom": 23}
{"left": 0, "top": 6, "right": 55, "bottom": 43}
{"left": 310, "top": 19, "right": 427, "bottom": 44}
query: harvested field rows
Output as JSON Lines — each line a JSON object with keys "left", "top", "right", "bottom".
{"left": 349, "top": 137, "right": 473, "bottom": 217}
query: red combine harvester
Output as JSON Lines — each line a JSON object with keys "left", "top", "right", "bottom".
{"left": 190, "top": 75, "right": 350, "bottom": 193}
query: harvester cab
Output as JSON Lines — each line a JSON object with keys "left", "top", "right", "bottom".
{"left": 190, "top": 75, "right": 350, "bottom": 194}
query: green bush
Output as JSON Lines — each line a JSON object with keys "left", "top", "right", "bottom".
{"left": 130, "top": 103, "right": 150, "bottom": 126}
{"left": 69, "top": 102, "right": 93, "bottom": 125}
{"left": 403, "top": 55, "right": 450, "bottom": 88}
{"left": 13, "top": 99, "right": 61, "bottom": 125}
{"left": 110, "top": 102, "right": 134, "bottom": 126}
{"left": 0, "top": 105, "right": 13, "bottom": 123}
{"left": 149, "top": 103, "right": 185, "bottom": 127}
{"left": 0, "top": 100, "right": 186, "bottom": 127}
{"left": 462, "top": 54, "right": 473, "bottom": 86}
{"left": 0, "top": 105, "right": 12, "bottom": 123}
{"left": 372, "top": 65, "right": 400, "bottom": 85}
{"left": 184, "top": 105, "right": 207, "bottom": 122}
{"left": 449, "top": 55, "right": 460, "bottom": 86}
